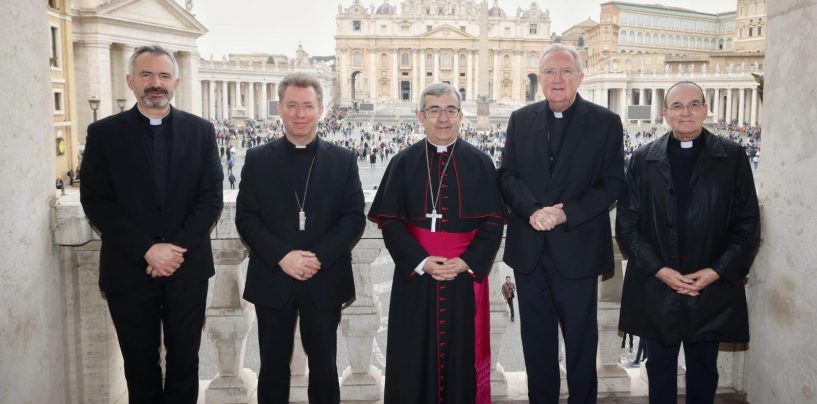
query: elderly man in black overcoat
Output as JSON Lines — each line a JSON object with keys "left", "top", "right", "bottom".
{"left": 617, "top": 81, "right": 760, "bottom": 403}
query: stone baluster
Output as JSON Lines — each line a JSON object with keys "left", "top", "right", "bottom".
{"left": 596, "top": 240, "right": 631, "bottom": 393}
{"left": 204, "top": 239, "right": 257, "bottom": 403}
{"left": 340, "top": 221, "right": 383, "bottom": 401}
{"left": 489, "top": 242, "right": 509, "bottom": 397}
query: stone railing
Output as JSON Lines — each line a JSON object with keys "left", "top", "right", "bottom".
{"left": 52, "top": 190, "right": 746, "bottom": 403}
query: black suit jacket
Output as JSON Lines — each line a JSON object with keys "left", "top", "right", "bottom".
{"left": 498, "top": 94, "right": 625, "bottom": 278}
{"left": 236, "top": 137, "right": 365, "bottom": 309}
{"left": 80, "top": 105, "right": 224, "bottom": 293}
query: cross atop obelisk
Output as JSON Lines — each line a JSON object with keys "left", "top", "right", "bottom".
{"left": 476, "top": 0, "right": 491, "bottom": 131}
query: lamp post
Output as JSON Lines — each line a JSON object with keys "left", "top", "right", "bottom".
{"left": 116, "top": 98, "right": 126, "bottom": 112}
{"left": 88, "top": 96, "right": 100, "bottom": 122}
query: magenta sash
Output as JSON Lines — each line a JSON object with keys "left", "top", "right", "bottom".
{"left": 406, "top": 225, "right": 491, "bottom": 403}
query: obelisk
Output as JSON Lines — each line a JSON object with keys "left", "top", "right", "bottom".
{"left": 476, "top": 0, "right": 491, "bottom": 130}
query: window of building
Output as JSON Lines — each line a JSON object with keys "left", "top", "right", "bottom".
{"left": 504, "top": 27, "right": 511, "bottom": 35}
{"left": 460, "top": 26, "right": 466, "bottom": 32}
{"left": 427, "top": 25, "right": 432, "bottom": 32}
{"left": 401, "top": 52, "right": 409, "bottom": 66}
{"left": 459, "top": 54, "right": 466, "bottom": 68}
{"left": 53, "top": 89, "right": 64, "bottom": 114}
{"left": 426, "top": 53, "right": 433, "bottom": 68}
{"left": 353, "top": 51, "right": 362, "bottom": 66}
{"left": 528, "top": 54, "right": 537, "bottom": 69}
{"left": 529, "top": 24, "right": 538, "bottom": 35}
{"left": 749, "top": 27, "right": 754, "bottom": 37}
{"left": 401, "top": 25, "right": 410, "bottom": 33}
{"left": 48, "top": 0, "right": 58, "bottom": 9}
{"left": 353, "top": 20, "right": 361, "bottom": 31}
{"left": 441, "top": 52, "right": 451, "bottom": 67}
{"left": 758, "top": 26, "right": 762, "bottom": 36}
{"left": 503, "top": 55, "right": 510, "bottom": 68}
{"left": 426, "top": 72, "right": 432, "bottom": 77}
{"left": 380, "top": 25, "right": 387, "bottom": 33}
{"left": 49, "top": 25, "right": 60, "bottom": 68}
{"left": 381, "top": 53, "right": 387, "bottom": 67}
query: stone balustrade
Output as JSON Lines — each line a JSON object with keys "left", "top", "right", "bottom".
{"left": 52, "top": 190, "right": 746, "bottom": 403}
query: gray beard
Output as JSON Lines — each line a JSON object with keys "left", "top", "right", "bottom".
{"left": 141, "top": 93, "right": 173, "bottom": 108}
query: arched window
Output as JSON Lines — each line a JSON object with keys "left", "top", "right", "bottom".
{"left": 503, "top": 54, "right": 510, "bottom": 68}
{"left": 353, "top": 51, "right": 362, "bottom": 66}
{"left": 381, "top": 53, "right": 387, "bottom": 67}
{"left": 528, "top": 53, "right": 538, "bottom": 69}
{"left": 459, "top": 54, "right": 467, "bottom": 68}
{"left": 401, "top": 52, "right": 409, "bottom": 66}
{"left": 619, "top": 30, "right": 626, "bottom": 43}
{"left": 442, "top": 52, "right": 451, "bottom": 67}
{"left": 426, "top": 53, "right": 433, "bottom": 68}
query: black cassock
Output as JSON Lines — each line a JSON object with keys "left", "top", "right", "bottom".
{"left": 368, "top": 139, "right": 506, "bottom": 404}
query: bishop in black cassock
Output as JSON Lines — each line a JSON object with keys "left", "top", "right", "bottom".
{"left": 368, "top": 83, "right": 506, "bottom": 404}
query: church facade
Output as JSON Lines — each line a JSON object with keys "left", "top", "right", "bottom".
{"left": 335, "top": 0, "right": 554, "bottom": 105}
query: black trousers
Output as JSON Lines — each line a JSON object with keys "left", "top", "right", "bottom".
{"left": 516, "top": 254, "right": 599, "bottom": 404}
{"left": 506, "top": 297, "right": 515, "bottom": 319}
{"left": 106, "top": 278, "right": 209, "bottom": 404}
{"left": 255, "top": 284, "right": 342, "bottom": 404}
{"left": 645, "top": 339, "right": 719, "bottom": 404}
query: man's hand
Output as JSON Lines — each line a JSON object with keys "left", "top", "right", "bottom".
{"left": 279, "top": 250, "right": 321, "bottom": 281}
{"left": 687, "top": 268, "right": 720, "bottom": 290}
{"left": 529, "top": 203, "right": 566, "bottom": 231}
{"left": 144, "top": 243, "right": 187, "bottom": 277}
{"left": 655, "top": 267, "right": 701, "bottom": 296}
{"left": 423, "top": 256, "right": 470, "bottom": 281}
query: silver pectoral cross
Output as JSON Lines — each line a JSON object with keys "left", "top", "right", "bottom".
{"left": 426, "top": 209, "right": 442, "bottom": 232}
{"left": 299, "top": 210, "right": 306, "bottom": 231}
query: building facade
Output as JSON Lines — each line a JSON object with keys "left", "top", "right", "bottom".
{"left": 335, "top": 0, "right": 553, "bottom": 105}
{"left": 48, "top": 0, "right": 78, "bottom": 184}
{"left": 574, "top": 1, "right": 766, "bottom": 125}
{"left": 198, "top": 46, "right": 335, "bottom": 121}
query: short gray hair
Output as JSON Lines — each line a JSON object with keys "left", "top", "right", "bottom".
{"left": 278, "top": 72, "right": 324, "bottom": 105}
{"left": 539, "top": 43, "right": 583, "bottom": 73}
{"left": 418, "top": 83, "right": 462, "bottom": 112}
{"left": 129, "top": 45, "right": 179, "bottom": 77}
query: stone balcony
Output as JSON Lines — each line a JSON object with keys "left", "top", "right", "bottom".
{"left": 52, "top": 190, "right": 747, "bottom": 403}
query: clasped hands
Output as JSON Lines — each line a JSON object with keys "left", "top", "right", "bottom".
{"left": 279, "top": 250, "right": 321, "bottom": 281}
{"left": 655, "top": 267, "right": 720, "bottom": 297}
{"left": 145, "top": 243, "right": 187, "bottom": 278}
{"left": 529, "top": 203, "right": 566, "bottom": 231}
{"left": 423, "top": 257, "right": 469, "bottom": 281}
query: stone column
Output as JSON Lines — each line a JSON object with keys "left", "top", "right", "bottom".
{"left": 74, "top": 40, "right": 112, "bottom": 144}
{"left": 221, "top": 81, "right": 229, "bottom": 120}
{"left": 651, "top": 88, "right": 660, "bottom": 124}
{"left": 467, "top": 51, "right": 474, "bottom": 102}
{"left": 433, "top": 49, "right": 440, "bottom": 83}
{"left": 750, "top": 87, "right": 758, "bottom": 126}
{"left": 596, "top": 238, "right": 631, "bottom": 393}
{"left": 340, "top": 235, "right": 383, "bottom": 401}
{"left": 208, "top": 80, "right": 216, "bottom": 120}
{"left": 453, "top": 50, "right": 461, "bottom": 93}
{"left": 178, "top": 51, "right": 202, "bottom": 116}
{"left": 392, "top": 50, "right": 399, "bottom": 100}
{"left": 489, "top": 243, "right": 509, "bottom": 397}
{"left": 0, "top": 4, "right": 64, "bottom": 402}
{"left": 110, "top": 44, "right": 132, "bottom": 110}
{"left": 248, "top": 82, "right": 256, "bottom": 119}
{"left": 493, "top": 51, "right": 501, "bottom": 100}
{"left": 725, "top": 88, "right": 733, "bottom": 124}
{"left": 260, "top": 82, "right": 268, "bottom": 120}
{"left": 368, "top": 51, "right": 377, "bottom": 102}
{"left": 712, "top": 88, "right": 720, "bottom": 123}
{"left": 204, "top": 239, "right": 257, "bottom": 403}
{"left": 738, "top": 88, "right": 746, "bottom": 126}
{"left": 413, "top": 50, "right": 421, "bottom": 103}
{"left": 619, "top": 88, "right": 627, "bottom": 119}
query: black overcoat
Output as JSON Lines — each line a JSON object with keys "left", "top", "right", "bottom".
{"left": 616, "top": 130, "right": 760, "bottom": 345}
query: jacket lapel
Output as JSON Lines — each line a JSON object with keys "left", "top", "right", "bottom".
{"left": 689, "top": 129, "right": 727, "bottom": 187}
{"left": 531, "top": 102, "right": 551, "bottom": 180}
{"left": 267, "top": 137, "right": 295, "bottom": 205}
{"left": 165, "top": 106, "right": 188, "bottom": 208}
{"left": 121, "top": 106, "right": 160, "bottom": 206}
{"left": 646, "top": 133, "right": 673, "bottom": 187}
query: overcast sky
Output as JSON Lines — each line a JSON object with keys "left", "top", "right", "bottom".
{"left": 183, "top": 0, "right": 737, "bottom": 59}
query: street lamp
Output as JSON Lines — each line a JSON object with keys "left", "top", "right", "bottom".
{"left": 88, "top": 96, "right": 100, "bottom": 122}
{"left": 116, "top": 98, "right": 126, "bottom": 112}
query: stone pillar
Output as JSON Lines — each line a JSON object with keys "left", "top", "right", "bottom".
{"left": 178, "top": 51, "right": 202, "bottom": 116}
{"left": 746, "top": 3, "right": 817, "bottom": 401}
{"left": 340, "top": 235, "right": 383, "bottom": 401}
{"left": 712, "top": 88, "right": 720, "bottom": 123}
{"left": 489, "top": 243, "right": 509, "bottom": 397}
{"left": 0, "top": 4, "right": 64, "bottom": 402}
{"left": 391, "top": 50, "right": 399, "bottom": 100}
{"left": 433, "top": 49, "right": 440, "bottom": 83}
{"left": 725, "top": 88, "right": 733, "bottom": 124}
{"left": 368, "top": 51, "right": 377, "bottom": 101}
{"left": 738, "top": 87, "right": 746, "bottom": 125}
{"left": 619, "top": 88, "right": 627, "bottom": 120}
{"left": 248, "top": 82, "right": 256, "bottom": 119}
{"left": 651, "top": 88, "right": 660, "bottom": 124}
{"left": 493, "top": 51, "right": 501, "bottom": 100}
{"left": 110, "top": 44, "right": 132, "bottom": 111}
{"left": 453, "top": 50, "right": 461, "bottom": 94}
{"left": 750, "top": 87, "right": 758, "bottom": 126}
{"left": 221, "top": 81, "right": 229, "bottom": 120}
{"left": 208, "top": 80, "right": 216, "bottom": 120}
{"left": 467, "top": 51, "right": 474, "bottom": 102}
{"left": 204, "top": 240, "right": 258, "bottom": 403}
{"left": 596, "top": 239, "right": 630, "bottom": 393}
{"left": 260, "top": 82, "right": 268, "bottom": 120}
{"left": 74, "top": 40, "right": 112, "bottom": 144}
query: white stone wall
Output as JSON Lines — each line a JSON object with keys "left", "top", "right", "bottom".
{"left": 745, "top": 0, "right": 817, "bottom": 402}
{"left": 0, "top": 2, "right": 66, "bottom": 403}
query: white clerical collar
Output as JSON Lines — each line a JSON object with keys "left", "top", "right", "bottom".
{"left": 553, "top": 111, "right": 564, "bottom": 119}
{"left": 680, "top": 141, "right": 693, "bottom": 149}
{"left": 428, "top": 139, "right": 456, "bottom": 153}
{"left": 138, "top": 108, "right": 170, "bottom": 126}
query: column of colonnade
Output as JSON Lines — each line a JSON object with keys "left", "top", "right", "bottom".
{"left": 200, "top": 79, "right": 281, "bottom": 121}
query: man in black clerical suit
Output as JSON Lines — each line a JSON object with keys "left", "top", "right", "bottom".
{"left": 80, "top": 45, "right": 223, "bottom": 404}
{"left": 236, "top": 72, "right": 365, "bottom": 404}
{"left": 369, "top": 83, "right": 506, "bottom": 403}
{"left": 499, "top": 43, "right": 625, "bottom": 404}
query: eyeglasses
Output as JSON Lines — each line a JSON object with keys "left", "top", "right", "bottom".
{"left": 423, "top": 106, "right": 461, "bottom": 119}
{"left": 540, "top": 68, "right": 579, "bottom": 79}
{"left": 666, "top": 100, "right": 705, "bottom": 113}
{"left": 282, "top": 103, "right": 317, "bottom": 113}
